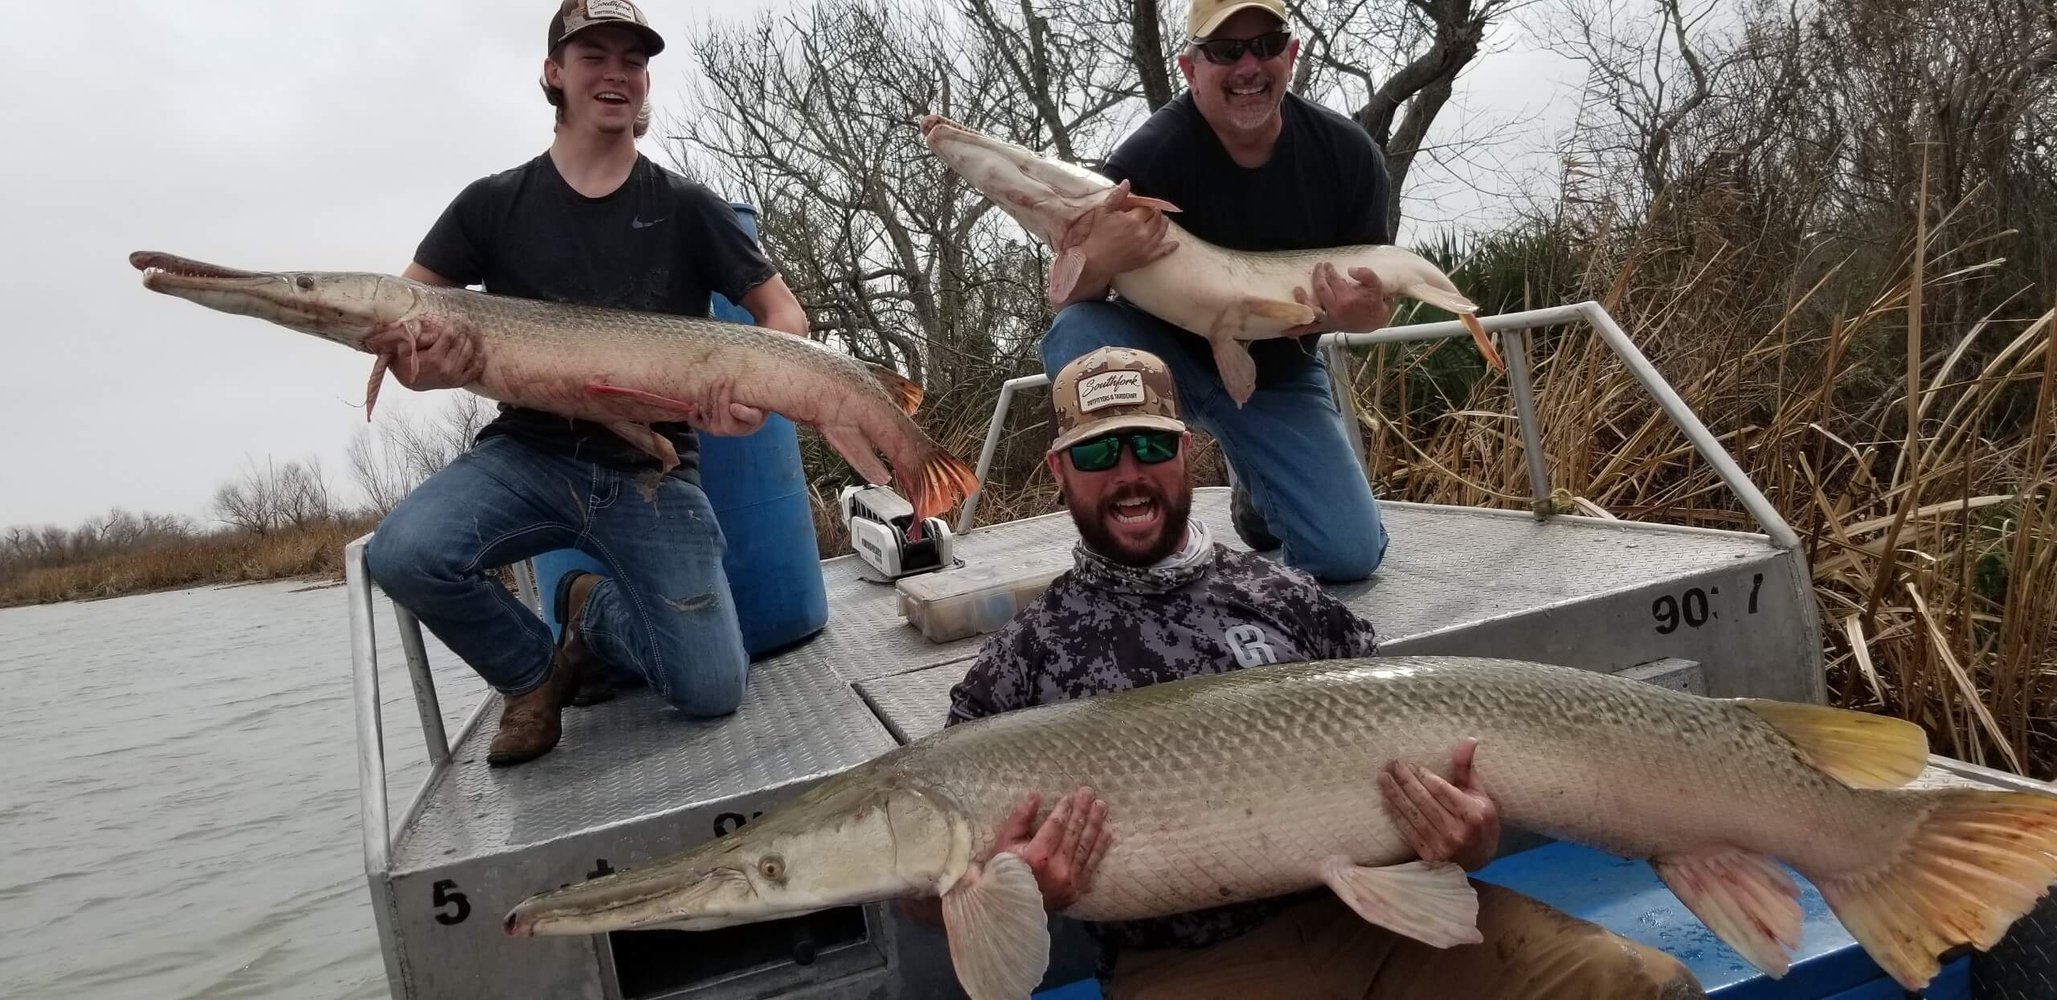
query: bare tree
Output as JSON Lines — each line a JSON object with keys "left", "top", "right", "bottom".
{"left": 277, "top": 457, "right": 334, "bottom": 528}
{"left": 664, "top": 0, "right": 1059, "bottom": 426}
{"left": 1285, "top": 0, "right": 1528, "bottom": 234}
{"left": 213, "top": 456, "right": 335, "bottom": 535}
{"left": 214, "top": 457, "right": 288, "bottom": 536}
{"left": 347, "top": 393, "right": 496, "bottom": 516}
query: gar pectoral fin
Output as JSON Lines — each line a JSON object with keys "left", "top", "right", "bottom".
{"left": 1653, "top": 851, "right": 1803, "bottom": 978}
{"left": 1459, "top": 314, "right": 1506, "bottom": 373}
{"left": 1320, "top": 856, "right": 1482, "bottom": 948}
{"left": 1047, "top": 248, "right": 1088, "bottom": 305}
{"left": 602, "top": 421, "right": 681, "bottom": 471}
{"left": 1121, "top": 194, "right": 1182, "bottom": 213}
{"left": 941, "top": 852, "right": 1052, "bottom": 1000}
{"left": 364, "top": 355, "right": 391, "bottom": 422}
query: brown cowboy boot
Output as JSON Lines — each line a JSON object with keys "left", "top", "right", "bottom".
{"left": 485, "top": 648, "right": 583, "bottom": 766}
{"left": 555, "top": 570, "right": 615, "bottom": 707}
{"left": 486, "top": 572, "right": 602, "bottom": 766}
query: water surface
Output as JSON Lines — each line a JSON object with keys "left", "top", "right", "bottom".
{"left": 1, "top": 579, "right": 486, "bottom": 999}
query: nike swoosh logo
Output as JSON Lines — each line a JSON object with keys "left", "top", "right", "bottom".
{"left": 632, "top": 217, "right": 665, "bottom": 229}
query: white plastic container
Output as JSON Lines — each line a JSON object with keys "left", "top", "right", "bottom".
{"left": 896, "top": 556, "right": 1068, "bottom": 643}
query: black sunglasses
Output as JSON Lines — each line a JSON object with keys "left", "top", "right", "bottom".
{"left": 1067, "top": 430, "right": 1182, "bottom": 472}
{"left": 1192, "top": 30, "right": 1291, "bottom": 65}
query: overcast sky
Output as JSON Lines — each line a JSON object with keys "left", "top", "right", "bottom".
{"left": 0, "top": 0, "right": 1581, "bottom": 532}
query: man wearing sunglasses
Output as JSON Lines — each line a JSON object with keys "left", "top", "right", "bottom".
{"left": 940, "top": 347, "right": 1703, "bottom": 998}
{"left": 1038, "top": 0, "right": 1395, "bottom": 586}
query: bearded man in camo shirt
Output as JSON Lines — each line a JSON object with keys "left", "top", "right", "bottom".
{"left": 941, "top": 347, "right": 1704, "bottom": 999}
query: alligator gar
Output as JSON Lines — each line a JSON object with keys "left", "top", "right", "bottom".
{"left": 504, "top": 654, "right": 2057, "bottom": 999}
{"left": 919, "top": 115, "right": 1504, "bottom": 405}
{"left": 129, "top": 251, "right": 979, "bottom": 525}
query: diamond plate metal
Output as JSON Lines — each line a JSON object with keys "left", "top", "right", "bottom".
{"left": 856, "top": 487, "right": 1780, "bottom": 744}
{"left": 855, "top": 664, "right": 973, "bottom": 744}
{"left": 1332, "top": 499, "right": 1771, "bottom": 643}
{"left": 1975, "top": 895, "right": 2057, "bottom": 1000}
{"left": 389, "top": 656, "right": 895, "bottom": 875}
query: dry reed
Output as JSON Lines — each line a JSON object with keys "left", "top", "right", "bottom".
{"left": 1329, "top": 211, "right": 2057, "bottom": 776}
{"left": 0, "top": 517, "right": 376, "bottom": 608}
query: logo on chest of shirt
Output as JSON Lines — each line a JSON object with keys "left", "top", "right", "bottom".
{"left": 1224, "top": 624, "right": 1277, "bottom": 667}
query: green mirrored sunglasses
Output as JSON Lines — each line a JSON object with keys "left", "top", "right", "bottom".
{"left": 1067, "top": 430, "right": 1182, "bottom": 472}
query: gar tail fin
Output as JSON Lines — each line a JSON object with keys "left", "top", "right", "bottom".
{"left": 901, "top": 444, "right": 981, "bottom": 529}
{"left": 1816, "top": 787, "right": 2057, "bottom": 990}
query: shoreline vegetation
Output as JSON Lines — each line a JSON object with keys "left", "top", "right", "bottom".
{"left": 11, "top": 0, "right": 2049, "bottom": 777}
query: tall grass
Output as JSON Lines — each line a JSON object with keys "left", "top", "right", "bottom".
{"left": 1332, "top": 204, "right": 2057, "bottom": 776}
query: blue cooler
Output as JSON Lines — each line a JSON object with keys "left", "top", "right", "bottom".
{"left": 1474, "top": 840, "right": 1971, "bottom": 998}
{"left": 532, "top": 203, "right": 829, "bottom": 661}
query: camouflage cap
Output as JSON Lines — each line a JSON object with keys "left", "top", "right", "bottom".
{"left": 549, "top": 0, "right": 665, "bottom": 57}
{"left": 1048, "top": 347, "right": 1188, "bottom": 454}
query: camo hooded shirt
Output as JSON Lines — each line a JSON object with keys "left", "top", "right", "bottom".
{"left": 943, "top": 520, "right": 1381, "bottom": 965}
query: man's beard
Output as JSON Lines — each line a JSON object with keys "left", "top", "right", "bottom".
{"left": 1070, "top": 479, "right": 1194, "bottom": 567}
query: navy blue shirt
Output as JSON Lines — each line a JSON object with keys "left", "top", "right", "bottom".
{"left": 413, "top": 152, "right": 776, "bottom": 483}
{"left": 1102, "top": 92, "right": 1391, "bottom": 386}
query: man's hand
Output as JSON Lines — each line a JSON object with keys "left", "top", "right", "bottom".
{"left": 1379, "top": 737, "right": 1500, "bottom": 871}
{"left": 1284, "top": 262, "right": 1394, "bottom": 336}
{"left": 1082, "top": 205, "right": 1176, "bottom": 276}
{"left": 1059, "top": 196, "right": 1178, "bottom": 304}
{"left": 990, "top": 786, "right": 1114, "bottom": 912}
{"left": 684, "top": 379, "right": 767, "bottom": 437}
{"left": 363, "top": 314, "right": 482, "bottom": 391}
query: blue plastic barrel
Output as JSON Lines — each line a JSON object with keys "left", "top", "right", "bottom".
{"left": 532, "top": 203, "right": 829, "bottom": 661}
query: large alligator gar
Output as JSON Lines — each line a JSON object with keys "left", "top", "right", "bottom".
{"left": 919, "top": 115, "right": 1504, "bottom": 405}
{"left": 130, "top": 251, "right": 979, "bottom": 525}
{"left": 505, "top": 654, "right": 2057, "bottom": 999}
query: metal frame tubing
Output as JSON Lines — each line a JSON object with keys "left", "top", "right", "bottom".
{"left": 959, "top": 301, "right": 1800, "bottom": 550}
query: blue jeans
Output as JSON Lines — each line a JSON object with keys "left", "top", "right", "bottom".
{"left": 1041, "top": 300, "right": 1389, "bottom": 582}
{"left": 364, "top": 434, "right": 748, "bottom": 715}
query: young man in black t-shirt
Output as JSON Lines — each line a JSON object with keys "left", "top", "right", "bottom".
{"left": 1040, "top": 0, "right": 1393, "bottom": 584}
{"left": 362, "top": 0, "right": 810, "bottom": 766}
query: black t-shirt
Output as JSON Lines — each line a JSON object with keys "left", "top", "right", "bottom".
{"left": 1102, "top": 92, "right": 1391, "bottom": 386}
{"left": 412, "top": 152, "right": 777, "bottom": 483}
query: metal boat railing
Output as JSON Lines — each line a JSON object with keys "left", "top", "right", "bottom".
{"left": 345, "top": 535, "right": 493, "bottom": 877}
{"left": 956, "top": 301, "right": 1801, "bottom": 551}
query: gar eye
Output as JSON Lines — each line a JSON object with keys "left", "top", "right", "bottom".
{"left": 294, "top": 275, "right": 314, "bottom": 291}
{"left": 758, "top": 855, "right": 785, "bottom": 881}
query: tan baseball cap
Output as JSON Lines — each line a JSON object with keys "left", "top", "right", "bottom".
{"left": 1048, "top": 347, "right": 1188, "bottom": 454}
{"left": 549, "top": 0, "right": 665, "bottom": 57}
{"left": 1186, "top": 0, "right": 1288, "bottom": 38}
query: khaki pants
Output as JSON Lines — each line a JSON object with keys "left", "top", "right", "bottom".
{"left": 1106, "top": 882, "right": 1706, "bottom": 1000}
